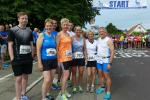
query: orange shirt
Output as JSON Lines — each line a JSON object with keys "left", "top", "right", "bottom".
{"left": 57, "top": 32, "right": 72, "bottom": 62}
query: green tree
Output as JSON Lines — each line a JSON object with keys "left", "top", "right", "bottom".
{"left": 106, "top": 23, "right": 123, "bottom": 34}
{"left": 0, "top": 0, "right": 98, "bottom": 29}
{"left": 147, "top": 29, "right": 150, "bottom": 32}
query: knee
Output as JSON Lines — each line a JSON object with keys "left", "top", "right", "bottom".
{"left": 63, "top": 71, "right": 69, "bottom": 78}
{"left": 105, "top": 77, "right": 111, "bottom": 83}
{"left": 44, "top": 78, "right": 51, "bottom": 84}
{"left": 16, "top": 77, "right": 22, "bottom": 84}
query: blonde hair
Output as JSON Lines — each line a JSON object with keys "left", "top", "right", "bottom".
{"left": 60, "top": 18, "right": 69, "bottom": 25}
{"left": 45, "top": 18, "right": 53, "bottom": 25}
{"left": 87, "top": 31, "right": 94, "bottom": 35}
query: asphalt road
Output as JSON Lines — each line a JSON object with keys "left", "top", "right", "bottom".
{"left": 0, "top": 48, "right": 150, "bottom": 100}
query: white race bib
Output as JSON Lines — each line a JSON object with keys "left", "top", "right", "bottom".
{"left": 87, "top": 55, "right": 95, "bottom": 61}
{"left": 74, "top": 52, "right": 84, "bottom": 59}
{"left": 46, "top": 48, "right": 56, "bottom": 56}
{"left": 20, "top": 45, "right": 31, "bottom": 54}
{"left": 66, "top": 50, "right": 72, "bottom": 57}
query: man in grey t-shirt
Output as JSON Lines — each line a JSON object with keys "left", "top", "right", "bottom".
{"left": 8, "top": 12, "right": 34, "bottom": 100}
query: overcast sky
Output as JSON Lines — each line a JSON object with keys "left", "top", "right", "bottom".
{"left": 86, "top": 0, "right": 150, "bottom": 30}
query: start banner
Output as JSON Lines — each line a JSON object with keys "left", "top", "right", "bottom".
{"left": 92, "top": 0, "right": 147, "bottom": 9}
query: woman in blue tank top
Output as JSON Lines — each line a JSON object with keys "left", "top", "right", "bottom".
{"left": 72, "top": 26, "right": 86, "bottom": 94}
{"left": 37, "top": 19, "right": 57, "bottom": 100}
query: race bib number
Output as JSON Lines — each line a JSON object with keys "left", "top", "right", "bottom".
{"left": 20, "top": 45, "right": 31, "bottom": 54}
{"left": 46, "top": 48, "right": 56, "bottom": 56}
{"left": 87, "top": 55, "right": 95, "bottom": 61}
{"left": 66, "top": 50, "right": 72, "bottom": 57}
{"left": 74, "top": 52, "right": 84, "bottom": 59}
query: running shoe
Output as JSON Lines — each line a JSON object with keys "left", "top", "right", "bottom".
{"left": 90, "top": 85, "right": 95, "bottom": 93}
{"left": 103, "top": 92, "right": 111, "bottom": 99}
{"left": 78, "top": 86, "right": 83, "bottom": 93}
{"left": 95, "top": 87, "right": 105, "bottom": 94}
{"left": 60, "top": 94, "right": 68, "bottom": 100}
{"left": 72, "top": 87, "right": 77, "bottom": 94}
{"left": 65, "top": 90, "right": 71, "bottom": 98}
{"left": 21, "top": 95, "right": 30, "bottom": 100}
{"left": 46, "top": 94, "right": 54, "bottom": 100}
{"left": 51, "top": 83, "right": 61, "bottom": 90}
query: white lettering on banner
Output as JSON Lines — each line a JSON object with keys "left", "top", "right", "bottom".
{"left": 66, "top": 50, "right": 72, "bottom": 57}
{"left": 74, "top": 52, "right": 84, "bottom": 59}
{"left": 46, "top": 48, "right": 56, "bottom": 56}
{"left": 20, "top": 45, "right": 31, "bottom": 54}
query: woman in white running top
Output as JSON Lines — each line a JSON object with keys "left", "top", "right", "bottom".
{"left": 85, "top": 31, "right": 97, "bottom": 93}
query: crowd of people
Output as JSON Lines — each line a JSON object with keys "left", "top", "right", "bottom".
{"left": 111, "top": 33, "right": 150, "bottom": 50}
{"left": 0, "top": 11, "right": 149, "bottom": 100}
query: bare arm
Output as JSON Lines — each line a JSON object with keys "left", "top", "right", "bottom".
{"left": 83, "top": 38, "right": 87, "bottom": 59}
{"left": 36, "top": 34, "right": 43, "bottom": 71}
{"left": 108, "top": 39, "right": 115, "bottom": 64}
{"left": 8, "top": 42, "right": 14, "bottom": 61}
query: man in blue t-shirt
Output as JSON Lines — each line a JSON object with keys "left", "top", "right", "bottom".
{"left": 51, "top": 19, "right": 58, "bottom": 36}
{"left": 0, "top": 24, "right": 8, "bottom": 68}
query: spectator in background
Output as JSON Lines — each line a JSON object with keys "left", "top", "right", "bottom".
{"left": 119, "top": 34, "right": 124, "bottom": 49}
{"left": 52, "top": 19, "right": 58, "bottom": 36}
{"left": 32, "top": 28, "right": 40, "bottom": 60}
{"left": 67, "top": 22, "right": 75, "bottom": 37}
{"left": 32, "top": 28, "right": 39, "bottom": 46}
{"left": 147, "top": 33, "right": 150, "bottom": 48}
{"left": 0, "top": 24, "right": 8, "bottom": 68}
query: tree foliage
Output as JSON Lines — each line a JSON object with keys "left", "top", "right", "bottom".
{"left": 106, "top": 23, "right": 123, "bottom": 34}
{"left": 0, "top": 0, "right": 98, "bottom": 29}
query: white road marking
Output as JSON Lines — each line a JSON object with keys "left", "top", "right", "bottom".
{"left": 12, "top": 76, "right": 43, "bottom": 100}
{"left": 115, "top": 49, "right": 150, "bottom": 58}
{"left": 0, "top": 62, "right": 37, "bottom": 82}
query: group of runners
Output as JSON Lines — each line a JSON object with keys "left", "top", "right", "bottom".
{"left": 111, "top": 34, "right": 150, "bottom": 49}
{"left": 7, "top": 12, "right": 115, "bottom": 100}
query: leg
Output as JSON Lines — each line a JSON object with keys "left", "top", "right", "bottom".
{"left": 61, "top": 70, "right": 69, "bottom": 93}
{"left": 97, "top": 70, "right": 105, "bottom": 87}
{"left": 91, "top": 67, "right": 96, "bottom": 86}
{"left": 15, "top": 76, "right": 22, "bottom": 100}
{"left": 50, "top": 69, "right": 56, "bottom": 89}
{"left": 78, "top": 66, "right": 84, "bottom": 86}
{"left": 42, "top": 71, "right": 51, "bottom": 99}
{"left": 104, "top": 73, "right": 112, "bottom": 93}
{"left": 21, "top": 74, "right": 28, "bottom": 95}
{"left": 87, "top": 67, "right": 91, "bottom": 85}
{"left": 72, "top": 66, "right": 77, "bottom": 87}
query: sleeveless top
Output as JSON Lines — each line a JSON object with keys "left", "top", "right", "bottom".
{"left": 86, "top": 39, "right": 97, "bottom": 61}
{"left": 41, "top": 32, "right": 57, "bottom": 60}
{"left": 97, "top": 37, "right": 110, "bottom": 64}
{"left": 57, "top": 32, "right": 72, "bottom": 62}
{"left": 72, "top": 36, "right": 84, "bottom": 59}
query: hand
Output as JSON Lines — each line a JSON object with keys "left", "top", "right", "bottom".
{"left": 38, "top": 62, "right": 43, "bottom": 72}
{"left": 107, "top": 64, "right": 111, "bottom": 70}
{"left": 10, "top": 57, "right": 14, "bottom": 62}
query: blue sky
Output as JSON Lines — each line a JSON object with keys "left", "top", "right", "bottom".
{"left": 87, "top": 0, "right": 150, "bottom": 30}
